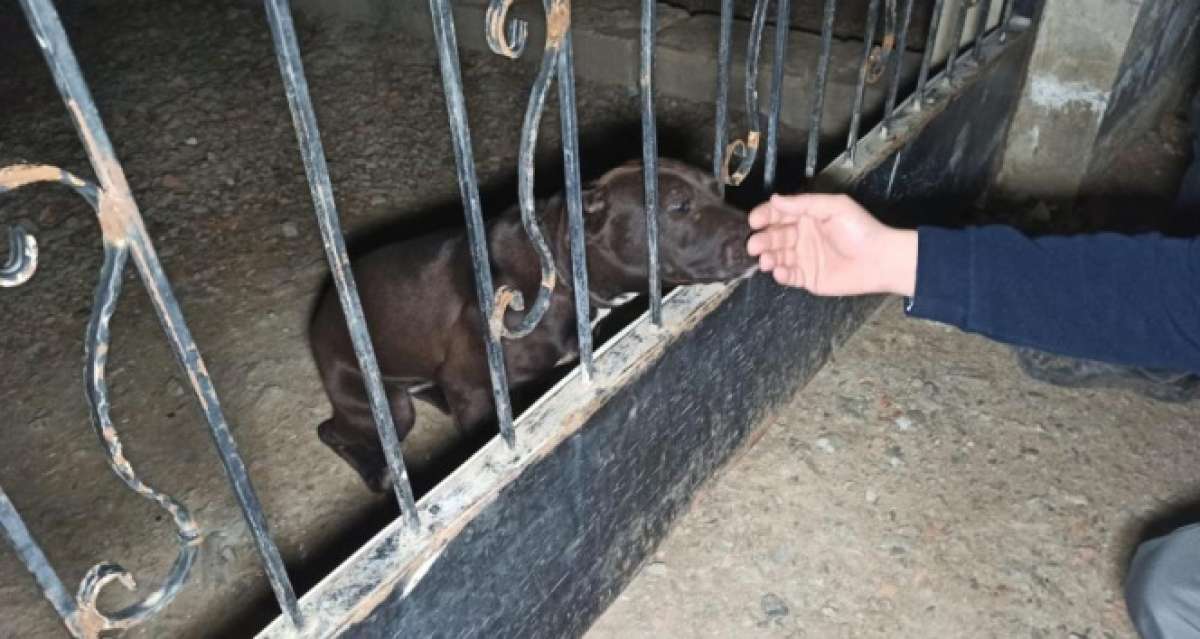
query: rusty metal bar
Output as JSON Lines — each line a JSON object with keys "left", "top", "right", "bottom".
{"left": 972, "top": 0, "right": 992, "bottom": 60}
{"left": 13, "top": 0, "right": 302, "bottom": 629}
{"left": 882, "top": 0, "right": 915, "bottom": 136}
{"left": 722, "top": 0, "right": 768, "bottom": 186}
{"left": 946, "top": 0, "right": 971, "bottom": 78}
{"left": 763, "top": 0, "right": 791, "bottom": 191}
{"left": 805, "top": 0, "right": 837, "bottom": 178}
{"left": 847, "top": 0, "right": 882, "bottom": 163}
{"left": 557, "top": 32, "right": 595, "bottom": 381}
{"left": 263, "top": 0, "right": 420, "bottom": 530}
{"left": 428, "top": 0, "right": 517, "bottom": 444}
{"left": 641, "top": 0, "right": 662, "bottom": 325}
{"left": 712, "top": 0, "right": 734, "bottom": 194}
{"left": 914, "top": 0, "right": 947, "bottom": 106}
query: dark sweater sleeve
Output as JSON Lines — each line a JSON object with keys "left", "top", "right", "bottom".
{"left": 906, "top": 225, "right": 1200, "bottom": 374}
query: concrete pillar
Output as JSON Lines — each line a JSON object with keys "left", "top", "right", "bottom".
{"left": 995, "top": 0, "right": 1200, "bottom": 204}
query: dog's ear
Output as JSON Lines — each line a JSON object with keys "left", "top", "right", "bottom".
{"left": 583, "top": 184, "right": 609, "bottom": 231}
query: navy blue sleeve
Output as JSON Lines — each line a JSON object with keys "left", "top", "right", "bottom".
{"left": 906, "top": 225, "right": 1200, "bottom": 374}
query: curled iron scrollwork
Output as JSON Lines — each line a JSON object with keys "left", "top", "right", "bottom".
{"left": 0, "top": 163, "right": 201, "bottom": 638}
{"left": 1, "top": 224, "right": 37, "bottom": 287}
{"left": 722, "top": 0, "right": 769, "bottom": 186}
{"left": 866, "top": 0, "right": 898, "bottom": 83}
{"left": 485, "top": 0, "right": 571, "bottom": 340}
{"left": 486, "top": 0, "right": 529, "bottom": 59}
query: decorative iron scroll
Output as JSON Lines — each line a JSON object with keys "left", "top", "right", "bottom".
{"left": 722, "top": 0, "right": 769, "bottom": 186}
{"left": 3, "top": 0, "right": 301, "bottom": 633}
{"left": 0, "top": 165, "right": 203, "bottom": 639}
{"left": 483, "top": 0, "right": 597, "bottom": 365}
{"left": 484, "top": 0, "right": 570, "bottom": 339}
{"left": 1, "top": 224, "right": 37, "bottom": 287}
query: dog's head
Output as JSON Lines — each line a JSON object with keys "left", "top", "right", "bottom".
{"left": 581, "top": 159, "right": 755, "bottom": 291}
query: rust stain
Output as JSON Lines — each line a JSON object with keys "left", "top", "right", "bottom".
{"left": 490, "top": 287, "right": 523, "bottom": 339}
{"left": 0, "top": 164, "right": 62, "bottom": 189}
{"left": 546, "top": 0, "right": 571, "bottom": 43}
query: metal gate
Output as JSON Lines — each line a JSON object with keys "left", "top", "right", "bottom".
{"left": 2, "top": 0, "right": 1032, "bottom": 636}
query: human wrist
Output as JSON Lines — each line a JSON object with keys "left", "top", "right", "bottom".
{"left": 878, "top": 228, "right": 917, "bottom": 298}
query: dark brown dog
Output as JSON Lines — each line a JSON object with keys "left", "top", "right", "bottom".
{"left": 310, "top": 159, "right": 755, "bottom": 491}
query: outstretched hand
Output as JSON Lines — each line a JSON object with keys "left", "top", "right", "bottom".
{"left": 745, "top": 193, "right": 917, "bottom": 298}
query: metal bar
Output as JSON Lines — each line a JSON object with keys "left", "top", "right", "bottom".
{"left": 20, "top": 0, "right": 302, "bottom": 626}
{"left": 428, "top": 0, "right": 517, "bottom": 444}
{"left": 847, "top": 0, "right": 882, "bottom": 163}
{"left": 999, "top": 0, "right": 1014, "bottom": 42}
{"left": 805, "top": 0, "right": 837, "bottom": 178}
{"left": 721, "top": 0, "right": 768, "bottom": 187}
{"left": 914, "top": 0, "right": 947, "bottom": 105}
{"left": 946, "top": 0, "right": 971, "bottom": 78}
{"left": 972, "top": 0, "right": 992, "bottom": 60}
{"left": 263, "top": 0, "right": 420, "bottom": 531}
{"left": 882, "top": 0, "right": 915, "bottom": 136}
{"left": 712, "top": 0, "right": 734, "bottom": 195}
{"left": 640, "top": 0, "right": 662, "bottom": 325}
{"left": 558, "top": 32, "right": 595, "bottom": 381}
{"left": 763, "top": 0, "right": 791, "bottom": 191}
{"left": 0, "top": 488, "right": 76, "bottom": 628}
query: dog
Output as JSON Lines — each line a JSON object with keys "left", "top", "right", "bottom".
{"left": 309, "top": 159, "right": 756, "bottom": 491}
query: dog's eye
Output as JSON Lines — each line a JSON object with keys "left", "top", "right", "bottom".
{"left": 667, "top": 198, "right": 691, "bottom": 215}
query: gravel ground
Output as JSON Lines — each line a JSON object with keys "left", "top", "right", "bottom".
{"left": 588, "top": 298, "right": 1200, "bottom": 639}
{"left": 0, "top": 2, "right": 773, "bottom": 637}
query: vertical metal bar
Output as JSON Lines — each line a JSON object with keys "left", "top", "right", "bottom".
{"left": 712, "top": 0, "right": 734, "bottom": 195}
{"left": 946, "top": 0, "right": 971, "bottom": 78}
{"left": 0, "top": 488, "right": 77, "bottom": 627}
{"left": 882, "top": 0, "right": 915, "bottom": 136}
{"left": 557, "top": 33, "right": 594, "bottom": 381}
{"left": 805, "top": 0, "right": 837, "bottom": 179}
{"left": 640, "top": 0, "right": 662, "bottom": 325}
{"left": 763, "top": 0, "right": 791, "bottom": 191}
{"left": 999, "top": 0, "right": 1015, "bottom": 42}
{"left": 20, "top": 0, "right": 303, "bottom": 627}
{"left": 262, "top": 0, "right": 420, "bottom": 530}
{"left": 847, "top": 0, "right": 882, "bottom": 163}
{"left": 914, "top": 0, "right": 947, "bottom": 105}
{"left": 428, "top": 0, "right": 517, "bottom": 443}
{"left": 972, "top": 0, "right": 992, "bottom": 59}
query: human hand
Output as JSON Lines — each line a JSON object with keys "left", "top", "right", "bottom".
{"left": 746, "top": 193, "right": 917, "bottom": 297}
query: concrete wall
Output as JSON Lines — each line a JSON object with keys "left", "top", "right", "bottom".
{"left": 995, "top": 0, "right": 1200, "bottom": 204}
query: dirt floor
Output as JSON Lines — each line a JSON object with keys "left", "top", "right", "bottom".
{"left": 0, "top": 2, "right": 790, "bottom": 637}
{"left": 588, "top": 299, "right": 1200, "bottom": 639}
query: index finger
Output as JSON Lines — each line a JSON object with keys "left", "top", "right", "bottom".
{"left": 766, "top": 193, "right": 849, "bottom": 222}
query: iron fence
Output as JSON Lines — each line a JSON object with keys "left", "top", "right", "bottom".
{"left": 1, "top": 0, "right": 1016, "bottom": 635}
